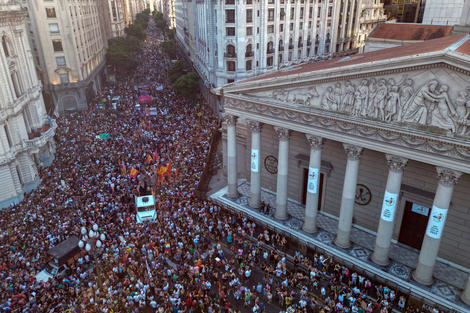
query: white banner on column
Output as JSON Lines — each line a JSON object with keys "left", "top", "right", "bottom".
{"left": 307, "top": 167, "right": 319, "bottom": 194}
{"left": 426, "top": 206, "right": 447, "bottom": 239}
{"left": 251, "top": 149, "right": 259, "bottom": 172}
{"left": 380, "top": 191, "right": 398, "bottom": 222}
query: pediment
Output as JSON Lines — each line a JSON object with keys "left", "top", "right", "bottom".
{"left": 227, "top": 64, "right": 470, "bottom": 138}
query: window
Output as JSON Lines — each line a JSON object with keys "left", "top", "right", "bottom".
{"left": 257, "top": 27, "right": 259, "bottom": 34}
{"left": 267, "top": 56, "right": 273, "bottom": 66}
{"left": 290, "top": 23, "right": 294, "bottom": 31}
{"left": 257, "top": 10, "right": 259, "bottom": 17}
{"left": 290, "top": 8, "right": 294, "bottom": 19}
{"left": 267, "top": 25, "right": 274, "bottom": 33}
{"left": 2, "top": 35, "right": 10, "bottom": 57}
{"left": 16, "top": 166, "right": 23, "bottom": 185}
{"left": 299, "top": 22, "right": 303, "bottom": 29}
{"left": 328, "top": 6, "right": 332, "bottom": 17}
{"left": 225, "top": 10, "right": 235, "bottom": 23}
{"left": 31, "top": 39, "right": 37, "bottom": 52}
{"left": 28, "top": 23, "right": 33, "bottom": 34}
{"left": 227, "top": 79, "right": 234, "bottom": 83}
{"left": 300, "top": 8, "right": 304, "bottom": 19}
{"left": 59, "top": 73, "right": 69, "bottom": 84}
{"left": 280, "top": 24, "right": 284, "bottom": 32}
{"left": 52, "top": 40, "right": 63, "bottom": 51}
{"left": 268, "top": 9, "right": 274, "bottom": 21}
{"left": 246, "top": 44, "right": 253, "bottom": 56}
{"left": 225, "top": 0, "right": 234, "bottom": 4}
{"left": 279, "top": 39, "right": 284, "bottom": 50}
{"left": 56, "top": 56, "right": 66, "bottom": 66}
{"left": 246, "top": 60, "right": 252, "bottom": 70}
{"left": 226, "top": 61, "right": 235, "bottom": 71}
{"left": 267, "top": 41, "right": 274, "bottom": 53}
{"left": 46, "top": 8, "right": 56, "bottom": 18}
{"left": 246, "top": 27, "right": 253, "bottom": 35}
{"left": 226, "top": 44, "right": 236, "bottom": 57}
{"left": 278, "top": 53, "right": 283, "bottom": 63}
{"left": 49, "top": 23, "right": 59, "bottom": 34}
{"left": 4, "top": 125, "right": 12, "bottom": 148}
{"left": 309, "top": 8, "right": 313, "bottom": 18}
{"left": 317, "top": 8, "right": 321, "bottom": 18}
{"left": 268, "top": 0, "right": 274, "bottom": 3}
{"left": 246, "top": 9, "right": 252, "bottom": 22}
{"left": 246, "top": 0, "right": 252, "bottom": 4}
{"left": 226, "top": 27, "right": 235, "bottom": 36}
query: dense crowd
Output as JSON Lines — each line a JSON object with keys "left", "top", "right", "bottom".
{"left": 0, "top": 18, "right": 445, "bottom": 313}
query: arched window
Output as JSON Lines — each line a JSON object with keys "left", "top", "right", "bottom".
{"left": 246, "top": 44, "right": 253, "bottom": 57}
{"left": 307, "top": 35, "right": 311, "bottom": 46}
{"left": 289, "top": 38, "right": 293, "bottom": 49}
{"left": 279, "top": 40, "right": 284, "bottom": 51}
{"left": 226, "top": 44, "right": 236, "bottom": 57}
{"left": 298, "top": 36, "right": 303, "bottom": 48}
{"left": 267, "top": 41, "right": 274, "bottom": 54}
{"left": 2, "top": 36, "right": 10, "bottom": 57}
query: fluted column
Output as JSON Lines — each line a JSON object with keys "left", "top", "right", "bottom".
{"left": 274, "top": 127, "right": 291, "bottom": 220}
{"left": 248, "top": 120, "right": 263, "bottom": 208}
{"left": 225, "top": 113, "right": 239, "bottom": 198}
{"left": 302, "top": 135, "right": 325, "bottom": 233}
{"left": 334, "top": 144, "right": 364, "bottom": 249}
{"left": 371, "top": 154, "right": 408, "bottom": 266}
{"left": 412, "top": 167, "right": 462, "bottom": 285}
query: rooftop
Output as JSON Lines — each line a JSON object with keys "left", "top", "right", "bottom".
{"left": 245, "top": 34, "right": 469, "bottom": 83}
{"left": 369, "top": 23, "right": 453, "bottom": 41}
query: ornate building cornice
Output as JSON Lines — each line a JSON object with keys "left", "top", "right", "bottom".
{"left": 223, "top": 113, "right": 237, "bottom": 126}
{"left": 343, "top": 144, "right": 363, "bottom": 160}
{"left": 274, "top": 126, "right": 291, "bottom": 140}
{"left": 306, "top": 134, "right": 325, "bottom": 150}
{"left": 247, "top": 120, "right": 263, "bottom": 133}
{"left": 224, "top": 96, "right": 470, "bottom": 173}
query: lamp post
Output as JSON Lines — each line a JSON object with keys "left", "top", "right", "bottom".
{"left": 78, "top": 224, "right": 106, "bottom": 289}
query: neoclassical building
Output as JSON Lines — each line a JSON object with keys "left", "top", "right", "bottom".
{"left": 215, "top": 34, "right": 470, "bottom": 306}
{"left": 0, "top": 1, "right": 56, "bottom": 208}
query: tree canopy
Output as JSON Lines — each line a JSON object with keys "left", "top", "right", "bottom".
{"left": 153, "top": 11, "right": 167, "bottom": 30}
{"left": 125, "top": 24, "right": 146, "bottom": 41}
{"left": 161, "top": 40, "right": 177, "bottom": 60}
{"left": 174, "top": 72, "right": 200, "bottom": 101}
{"left": 168, "top": 60, "right": 187, "bottom": 84}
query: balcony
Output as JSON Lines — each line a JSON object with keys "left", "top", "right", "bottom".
{"left": 24, "top": 120, "right": 57, "bottom": 153}
{"left": 288, "top": 44, "right": 294, "bottom": 49}
{"left": 224, "top": 53, "right": 237, "bottom": 58}
{"left": 245, "top": 51, "right": 254, "bottom": 57}
{"left": 267, "top": 48, "right": 275, "bottom": 54}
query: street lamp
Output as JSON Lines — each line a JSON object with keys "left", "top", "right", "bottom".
{"left": 79, "top": 224, "right": 106, "bottom": 289}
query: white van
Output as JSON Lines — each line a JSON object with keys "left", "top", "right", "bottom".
{"left": 135, "top": 195, "right": 157, "bottom": 223}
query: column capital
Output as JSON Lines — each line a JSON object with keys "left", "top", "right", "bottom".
{"left": 306, "top": 134, "right": 325, "bottom": 150}
{"left": 342, "top": 144, "right": 363, "bottom": 160}
{"left": 224, "top": 113, "right": 237, "bottom": 126}
{"left": 436, "top": 167, "right": 462, "bottom": 187}
{"left": 274, "top": 126, "right": 291, "bottom": 140}
{"left": 247, "top": 120, "right": 263, "bottom": 133}
{"left": 385, "top": 154, "right": 408, "bottom": 173}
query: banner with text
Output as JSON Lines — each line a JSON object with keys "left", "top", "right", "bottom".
{"left": 426, "top": 206, "right": 447, "bottom": 239}
{"left": 307, "top": 167, "right": 319, "bottom": 194}
{"left": 380, "top": 191, "right": 398, "bottom": 222}
{"left": 251, "top": 149, "right": 259, "bottom": 172}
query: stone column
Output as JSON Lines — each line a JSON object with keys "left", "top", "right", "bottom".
{"left": 274, "top": 127, "right": 291, "bottom": 220}
{"left": 225, "top": 113, "right": 239, "bottom": 198}
{"left": 412, "top": 167, "right": 462, "bottom": 285}
{"left": 461, "top": 276, "right": 470, "bottom": 306}
{"left": 248, "top": 120, "right": 263, "bottom": 208}
{"left": 371, "top": 154, "right": 408, "bottom": 266}
{"left": 334, "top": 144, "right": 363, "bottom": 249}
{"left": 302, "top": 135, "right": 325, "bottom": 233}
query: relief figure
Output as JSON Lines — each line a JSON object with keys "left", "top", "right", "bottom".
{"left": 385, "top": 85, "right": 400, "bottom": 122}
{"left": 321, "top": 86, "right": 336, "bottom": 110}
{"left": 366, "top": 78, "right": 377, "bottom": 116}
{"left": 455, "top": 90, "right": 470, "bottom": 134}
{"left": 430, "top": 84, "right": 457, "bottom": 133}
{"left": 341, "top": 80, "right": 355, "bottom": 113}
{"left": 374, "top": 79, "right": 388, "bottom": 120}
{"left": 397, "top": 78, "right": 414, "bottom": 121}
{"left": 401, "top": 80, "right": 438, "bottom": 124}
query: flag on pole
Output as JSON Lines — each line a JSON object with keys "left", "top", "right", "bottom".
{"left": 145, "top": 155, "right": 152, "bottom": 163}
{"left": 165, "top": 160, "right": 172, "bottom": 178}
{"left": 129, "top": 168, "right": 139, "bottom": 178}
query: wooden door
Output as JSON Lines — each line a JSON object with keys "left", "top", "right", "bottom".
{"left": 398, "top": 201, "right": 430, "bottom": 250}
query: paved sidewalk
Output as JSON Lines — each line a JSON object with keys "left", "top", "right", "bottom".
{"left": 208, "top": 175, "right": 470, "bottom": 313}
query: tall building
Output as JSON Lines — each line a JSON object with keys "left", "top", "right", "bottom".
{"left": 109, "top": 0, "right": 130, "bottom": 37}
{"left": 23, "top": 0, "right": 113, "bottom": 113}
{"left": 0, "top": 1, "right": 56, "bottom": 208}
{"left": 174, "top": 0, "right": 386, "bottom": 102}
{"left": 214, "top": 34, "right": 470, "bottom": 310}
{"left": 422, "top": 0, "right": 465, "bottom": 25}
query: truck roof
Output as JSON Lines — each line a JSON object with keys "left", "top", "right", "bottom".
{"left": 47, "top": 236, "right": 80, "bottom": 260}
{"left": 135, "top": 195, "right": 155, "bottom": 207}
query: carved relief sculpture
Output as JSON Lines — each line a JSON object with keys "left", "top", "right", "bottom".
{"left": 400, "top": 79, "right": 438, "bottom": 124}
{"left": 341, "top": 80, "right": 355, "bottom": 113}
{"left": 374, "top": 79, "right": 388, "bottom": 120}
{"left": 430, "top": 85, "right": 458, "bottom": 133}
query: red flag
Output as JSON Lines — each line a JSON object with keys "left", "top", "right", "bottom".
{"left": 165, "top": 160, "right": 172, "bottom": 178}
{"left": 129, "top": 168, "right": 139, "bottom": 178}
{"left": 145, "top": 155, "right": 152, "bottom": 163}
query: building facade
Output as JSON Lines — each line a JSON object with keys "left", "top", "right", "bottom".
{"left": 0, "top": 1, "right": 56, "bottom": 208}
{"left": 422, "top": 0, "right": 465, "bottom": 25}
{"left": 175, "top": 0, "right": 386, "bottom": 92}
{"left": 216, "top": 34, "right": 470, "bottom": 308}
{"left": 22, "top": 0, "right": 113, "bottom": 113}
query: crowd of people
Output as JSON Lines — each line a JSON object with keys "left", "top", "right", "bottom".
{"left": 0, "top": 17, "right": 445, "bottom": 313}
